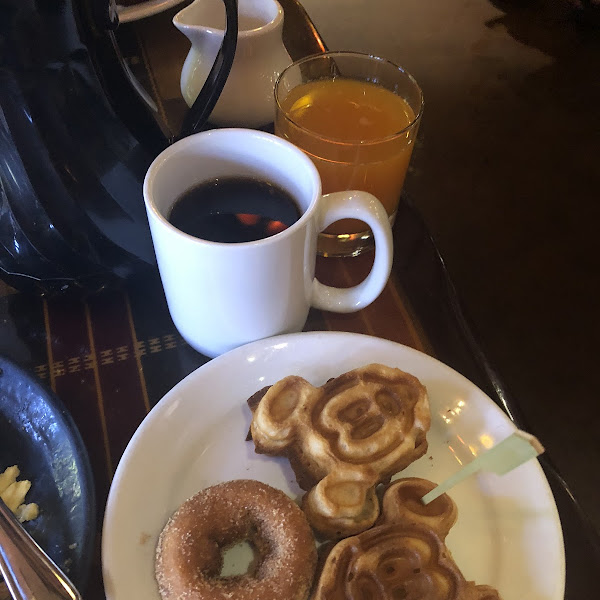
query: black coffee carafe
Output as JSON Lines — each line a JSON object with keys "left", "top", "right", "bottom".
{"left": 0, "top": 0, "right": 238, "bottom": 295}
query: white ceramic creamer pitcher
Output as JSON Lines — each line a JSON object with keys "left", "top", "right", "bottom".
{"left": 174, "top": 0, "right": 292, "bottom": 128}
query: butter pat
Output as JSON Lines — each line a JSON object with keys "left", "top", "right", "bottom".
{"left": 0, "top": 466, "right": 39, "bottom": 522}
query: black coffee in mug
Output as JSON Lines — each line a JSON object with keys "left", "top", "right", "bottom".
{"left": 168, "top": 176, "right": 301, "bottom": 243}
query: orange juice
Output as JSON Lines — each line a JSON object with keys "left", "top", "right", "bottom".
{"left": 275, "top": 78, "right": 418, "bottom": 234}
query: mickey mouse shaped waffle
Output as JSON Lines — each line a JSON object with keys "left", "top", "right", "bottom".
{"left": 248, "top": 364, "right": 431, "bottom": 538}
{"left": 312, "top": 477, "right": 502, "bottom": 600}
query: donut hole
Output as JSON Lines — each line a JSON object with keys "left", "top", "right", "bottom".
{"left": 221, "top": 540, "right": 259, "bottom": 577}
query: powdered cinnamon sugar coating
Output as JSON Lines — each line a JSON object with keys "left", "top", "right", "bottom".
{"left": 155, "top": 480, "right": 316, "bottom": 600}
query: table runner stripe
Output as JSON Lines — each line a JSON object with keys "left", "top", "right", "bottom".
{"left": 86, "top": 291, "right": 150, "bottom": 473}
{"left": 42, "top": 296, "right": 112, "bottom": 506}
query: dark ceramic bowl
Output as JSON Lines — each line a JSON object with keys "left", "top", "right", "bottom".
{"left": 0, "top": 356, "right": 95, "bottom": 590}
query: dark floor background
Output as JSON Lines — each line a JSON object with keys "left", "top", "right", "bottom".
{"left": 302, "top": 0, "right": 600, "bottom": 529}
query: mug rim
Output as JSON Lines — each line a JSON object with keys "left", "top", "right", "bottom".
{"left": 143, "top": 128, "right": 322, "bottom": 248}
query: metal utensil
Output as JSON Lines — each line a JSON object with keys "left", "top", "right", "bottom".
{"left": 0, "top": 497, "right": 81, "bottom": 600}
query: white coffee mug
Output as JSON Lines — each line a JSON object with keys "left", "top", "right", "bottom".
{"left": 143, "top": 128, "right": 393, "bottom": 358}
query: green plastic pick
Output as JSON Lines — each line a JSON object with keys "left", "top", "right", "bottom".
{"left": 421, "top": 429, "right": 545, "bottom": 505}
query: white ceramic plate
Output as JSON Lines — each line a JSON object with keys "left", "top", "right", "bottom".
{"left": 102, "top": 332, "right": 565, "bottom": 600}
{"left": 116, "top": 0, "right": 187, "bottom": 23}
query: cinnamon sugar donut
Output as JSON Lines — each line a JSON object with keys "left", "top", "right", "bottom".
{"left": 155, "top": 480, "right": 317, "bottom": 600}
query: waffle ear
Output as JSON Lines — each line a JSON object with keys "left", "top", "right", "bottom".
{"left": 250, "top": 376, "right": 317, "bottom": 451}
{"left": 379, "top": 477, "right": 458, "bottom": 540}
{"left": 466, "top": 584, "right": 502, "bottom": 600}
{"left": 302, "top": 469, "right": 380, "bottom": 539}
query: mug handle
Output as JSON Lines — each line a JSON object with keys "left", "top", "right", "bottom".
{"left": 310, "top": 191, "right": 393, "bottom": 312}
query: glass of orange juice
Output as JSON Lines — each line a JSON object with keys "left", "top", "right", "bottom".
{"left": 275, "top": 51, "right": 423, "bottom": 257}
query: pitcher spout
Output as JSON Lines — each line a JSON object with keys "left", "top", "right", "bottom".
{"left": 174, "top": 0, "right": 292, "bottom": 128}
{"left": 173, "top": 0, "right": 228, "bottom": 41}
